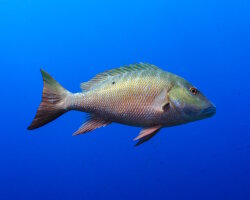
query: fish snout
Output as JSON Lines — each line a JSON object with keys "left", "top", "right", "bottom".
{"left": 201, "top": 103, "right": 216, "bottom": 117}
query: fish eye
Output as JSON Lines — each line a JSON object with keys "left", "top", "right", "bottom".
{"left": 190, "top": 87, "right": 198, "bottom": 95}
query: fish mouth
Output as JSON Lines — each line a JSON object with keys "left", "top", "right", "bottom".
{"left": 202, "top": 106, "right": 216, "bottom": 117}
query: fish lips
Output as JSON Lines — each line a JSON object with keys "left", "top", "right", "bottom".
{"left": 182, "top": 103, "right": 216, "bottom": 120}
{"left": 201, "top": 105, "right": 216, "bottom": 117}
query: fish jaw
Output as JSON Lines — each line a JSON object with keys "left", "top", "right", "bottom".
{"left": 200, "top": 103, "right": 216, "bottom": 118}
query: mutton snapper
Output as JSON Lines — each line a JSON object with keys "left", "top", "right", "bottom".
{"left": 28, "top": 63, "right": 216, "bottom": 146}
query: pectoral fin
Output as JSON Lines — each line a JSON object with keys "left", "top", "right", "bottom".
{"left": 73, "top": 115, "right": 111, "bottom": 136}
{"left": 152, "top": 88, "right": 170, "bottom": 113}
{"left": 134, "top": 125, "right": 162, "bottom": 146}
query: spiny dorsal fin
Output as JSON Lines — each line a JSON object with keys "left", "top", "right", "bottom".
{"left": 81, "top": 63, "right": 160, "bottom": 91}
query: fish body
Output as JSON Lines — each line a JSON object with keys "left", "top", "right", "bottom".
{"left": 28, "top": 63, "right": 216, "bottom": 145}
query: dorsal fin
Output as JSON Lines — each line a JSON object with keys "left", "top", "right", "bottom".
{"left": 80, "top": 63, "right": 160, "bottom": 91}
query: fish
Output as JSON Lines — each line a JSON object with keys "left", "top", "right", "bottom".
{"left": 28, "top": 63, "right": 216, "bottom": 146}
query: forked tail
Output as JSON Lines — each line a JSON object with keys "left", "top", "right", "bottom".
{"left": 28, "top": 69, "right": 71, "bottom": 130}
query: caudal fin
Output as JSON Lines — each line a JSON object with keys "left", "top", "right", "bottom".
{"left": 28, "top": 69, "right": 70, "bottom": 130}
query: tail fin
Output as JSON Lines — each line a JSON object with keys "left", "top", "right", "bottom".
{"left": 28, "top": 69, "right": 70, "bottom": 130}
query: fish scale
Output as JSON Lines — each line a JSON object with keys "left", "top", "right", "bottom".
{"left": 28, "top": 63, "right": 216, "bottom": 146}
{"left": 79, "top": 68, "right": 168, "bottom": 126}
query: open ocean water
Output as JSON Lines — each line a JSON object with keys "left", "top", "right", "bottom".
{"left": 0, "top": 0, "right": 250, "bottom": 199}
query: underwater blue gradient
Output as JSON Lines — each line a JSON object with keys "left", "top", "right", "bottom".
{"left": 0, "top": 0, "right": 250, "bottom": 199}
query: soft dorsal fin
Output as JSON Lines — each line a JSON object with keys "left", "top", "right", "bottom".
{"left": 81, "top": 63, "right": 160, "bottom": 91}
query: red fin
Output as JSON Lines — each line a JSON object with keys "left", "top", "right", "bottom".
{"left": 134, "top": 125, "right": 161, "bottom": 146}
{"left": 73, "top": 116, "right": 111, "bottom": 136}
{"left": 28, "top": 69, "right": 70, "bottom": 130}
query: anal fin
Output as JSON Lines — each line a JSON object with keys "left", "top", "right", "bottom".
{"left": 73, "top": 115, "right": 111, "bottom": 136}
{"left": 134, "top": 125, "right": 162, "bottom": 146}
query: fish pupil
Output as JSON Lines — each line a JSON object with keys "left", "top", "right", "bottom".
{"left": 112, "top": 81, "right": 116, "bottom": 85}
{"left": 190, "top": 87, "right": 198, "bottom": 95}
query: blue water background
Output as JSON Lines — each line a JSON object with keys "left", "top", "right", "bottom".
{"left": 0, "top": 0, "right": 250, "bottom": 199}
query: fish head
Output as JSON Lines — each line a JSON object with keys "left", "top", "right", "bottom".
{"left": 167, "top": 75, "right": 216, "bottom": 123}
